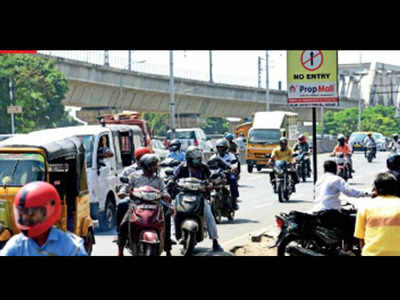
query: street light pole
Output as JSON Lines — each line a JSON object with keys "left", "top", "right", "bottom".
{"left": 209, "top": 50, "right": 213, "bottom": 83}
{"left": 128, "top": 51, "right": 132, "bottom": 71}
{"left": 104, "top": 50, "right": 109, "bottom": 66}
{"left": 9, "top": 78, "right": 15, "bottom": 134}
{"left": 265, "top": 51, "right": 270, "bottom": 111}
{"left": 169, "top": 51, "right": 176, "bottom": 138}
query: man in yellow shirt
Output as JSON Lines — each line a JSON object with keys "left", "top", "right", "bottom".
{"left": 269, "top": 137, "right": 299, "bottom": 193}
{"left": 354, "top": 172, "right": 400, "bottom": 256}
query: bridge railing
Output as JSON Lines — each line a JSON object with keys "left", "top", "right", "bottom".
{"left": 38, "top": 51, "right": 269, "bottom": 89}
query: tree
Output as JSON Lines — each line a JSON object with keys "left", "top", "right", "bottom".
{"left": 0, "top": 54, "right": 79, "bottom": 134}
{"left": 142, "top": 112, "right": 169, "bottom": 136}
{"left": 201, "top": 117, "right": 229, "bottom": 135}
{"left": 321, "top": 105, "right": 400, "bottom": 138}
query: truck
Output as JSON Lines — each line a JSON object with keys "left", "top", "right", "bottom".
{"left": 245, "top": 111, "right": 299, "bottom": 173}
{"left": 102, "top": 111, "right": 153, "bottom": 149}
{"left": 235, "top": 121, "right": 253, "bottom": 139}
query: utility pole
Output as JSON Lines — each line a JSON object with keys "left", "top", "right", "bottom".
{"left": 128, "top": 51, "right": 132, "bottom": 71}
{"left": 258, "top": 56, "right": 262, "bottom": 88}
{"left": 265, "top": 51, "right": 270, "bottom": 111}
{"left": 169, "top": 51, "right": 176, "bottom": 138}
{"left": 104, "top": 50, "right": 109, "bottom": 66}
{"left": 9, "top": 78, "right": 15, "bottom": 134}
{"left": 119, "top": 74, "right": 123, "bottom": 112}
{"left": 209, "top": 50, "right": 213, "bottom": 83}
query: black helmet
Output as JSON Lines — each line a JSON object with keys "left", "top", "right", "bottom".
{"left": 169, "top": 139, "right": 181, "bottom": 152}
{"left": 186, "top": 146, "right": 202, "bottom": 167}
{"left": 387, "top": 153, "right": 400, "bottom": 172}
{"left": 337, "top": 134, "right": 345, "bottom": 142}
{"left": 139, "top": 154, "right": 160, "bottom": 174}
{"left": 216, "top": 138, "right": 229, "bottom": 156}
{"left": 393, "top": 133, "right": 399, "bottom": 139}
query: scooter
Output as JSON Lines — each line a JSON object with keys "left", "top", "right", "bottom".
{"left": 365, "top": 146, "right": 376, "bottom": 163}
{"left": 174, "top": 177, "right": 208, "bottom": 256}
{"left": 207, "top": 157, "right": 235, "bottom": 224}
{"left": 334, "top": 152, "right": 351, "bottom": 181}
{"left": 122, "top": 183, "right": 169, "bottom": 256}
{"left": 294, "top": 151, "right": 311, "bottom": 182}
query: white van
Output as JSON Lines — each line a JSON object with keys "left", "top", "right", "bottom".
{"left": 32, "top": 124, "right": 144, "bottom": 232}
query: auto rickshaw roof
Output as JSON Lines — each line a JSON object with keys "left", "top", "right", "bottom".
{"left": 0, "top": 131, "right": 84, "bottom": 161}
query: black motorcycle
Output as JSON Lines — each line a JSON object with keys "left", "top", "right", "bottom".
{"left": 207, "top": 157, "right": 235, "bottom": 224}
{"left": 295, "top": 151, "right": 311, "bottom": 182}
{"left": 271, "top": 202, "right": 360, "bottom": 256}
{"left": 271, "top": 160, "right": 294, "bottom": 203}
{"left": 174, "top": 177, "right": 208, "bottom": 256}
{"left": 365, "top": 146, "right": 376, "bottom": 163}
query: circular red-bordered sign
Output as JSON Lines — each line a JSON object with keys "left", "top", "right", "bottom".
{"left": 301, "top": 50, "right": 323, "bottom": 71}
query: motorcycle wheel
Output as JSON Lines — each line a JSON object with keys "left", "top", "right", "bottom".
{"left": 247, "top": 164, "right": 253, "bottom": 173}
{"left": 211, "top": 200, "right": 222, "bottom": 224}
{"left": 143, "top": 243, "right": 159, "bottom": 256}
{"left": 227, "top": 210, "right": 235, "bottom": 222}
{"left": 83, "top": 229, "right": 95, "bottom": 256}
{"left": 277, "top": 235, "right": 298, "bottom": 256}
{"left": 367, "top": 155, "right": 372, "bottom": 163}
{"left": 257, "top": 166, "right": 262, "bottom": 172}
{"left": 277, "top": 182, "right": 284, "bottom": 203}
{"left": 183, "top": 231, "right": 196, "bottom": 256}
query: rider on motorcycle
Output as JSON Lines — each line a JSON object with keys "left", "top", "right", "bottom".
{"left": 310, "top": 160, "right": 371, "bottom": 252}
{"left": 171, "top": 146, "right": 224, "bottom": 252}
{"left": 332, "top": 134, "right": 354, "bottom": 177}
{"left": 389, "top": 133, "right": 400, "bottom": 153}
{"left": 386, "top": 153, "right": 400, "bottom": 197}
{"left": 225, "top": 132, "right": 241, "bottom": 174}
{"left": 168, "top": 139, "right": 186, "bottom": 162}
{"left": 213, "top": 138, "right": 240, "bottom": 210}
{"left": 117, "top": 154, "right": 173, "bottom": 256}
{"left": 293, "top": 134, "right": 311, "bottom": 177}
{"left": 363, "top": 132, "right": 377, "bottom": 158}
{"left": 269, "top": 137, "right": 299, "bottom": 193}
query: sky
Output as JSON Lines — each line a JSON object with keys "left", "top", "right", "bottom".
{"left": 39, "top": 50, "right": 400, "bottom": 91}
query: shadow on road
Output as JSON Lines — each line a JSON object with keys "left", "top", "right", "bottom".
{"left": 238, "top": 184, "right": 256, "bottom": 188}
{"left": 221, "top": 218, "right": 259, "bottom": 225}
{"left": 283, "top": 199, "right": 315, "bottom": 204}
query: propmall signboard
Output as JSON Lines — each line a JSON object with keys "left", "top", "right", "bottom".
{"left": 287, "top": 50, "right": 339, "bottom": 107}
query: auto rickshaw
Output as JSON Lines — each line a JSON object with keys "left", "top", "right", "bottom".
{"left": 0, "top": 133, "right": 95, "bottom": 255}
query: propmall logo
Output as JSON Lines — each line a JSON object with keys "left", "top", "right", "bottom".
{"left": 0, "top": 50, "right": 37, "bottom": 54}
{"left": 299, "top": 84, "right": 335, "bottom": 94}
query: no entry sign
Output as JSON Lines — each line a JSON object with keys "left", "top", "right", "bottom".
{"left": 287, "top": 50, "right": 339, "bottom": 107}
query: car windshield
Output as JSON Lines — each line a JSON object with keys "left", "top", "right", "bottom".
{"left": 77, "top": 135, "right": 94, "bottom": 168}
{"left": 373, "top": 133, "right": 383, "bottom": 140}
{"left": 167, "top": 131, "right": 195, "bottom": 140}
{"left": 350, "top": 133, "right": 367, "bottom": 143}
{"left": 0, "top": 153, "right": 46, "bottom": 186}
{"left": 248, "top": 129, "right": 280, "bottom": 144}
{"left": 153, "top": 140, "right": 166, "bottom": 150}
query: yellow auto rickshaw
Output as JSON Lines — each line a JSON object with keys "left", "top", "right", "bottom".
{"left": 0, "top": 133, "right": 95, "bottom": 255}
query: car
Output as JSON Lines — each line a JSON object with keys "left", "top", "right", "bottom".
{"left": 349, "top": 132, "right": 368, "bottom": 152}
{"left": 166, "top": 128, "right": 213, "bottom": 152}
{"left": 152, "top": 139, "right": 169, "bottom": 161}
{"left": 372, "top": 132, "right": 387, "bottom": 151}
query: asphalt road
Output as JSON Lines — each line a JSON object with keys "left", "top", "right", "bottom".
{"left": 92, "top": 150, "right": 388, "bottom": 256}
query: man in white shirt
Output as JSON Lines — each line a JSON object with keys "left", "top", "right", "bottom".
{"left": 311, "top": 160, "right": 371, "bottom": 213}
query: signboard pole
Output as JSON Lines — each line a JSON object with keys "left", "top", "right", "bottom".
{"left": 312, "top": 107, "right": 317, "bottom": 184}
{"left": 9, "top": 79, "right": 15, "bottom": 134}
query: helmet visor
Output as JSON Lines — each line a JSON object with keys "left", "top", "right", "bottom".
{"left": 14, "top": 206, "right": 47, "bottom": 227}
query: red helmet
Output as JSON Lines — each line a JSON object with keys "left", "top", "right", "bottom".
{"left": 14, "top": 181, "right": 61, "bottom": 238}
{"left": 298, "top": 134, "right": 306, "bottom": 144}
{"left": 134, "top": 147, "right": 153, "bottom": 161}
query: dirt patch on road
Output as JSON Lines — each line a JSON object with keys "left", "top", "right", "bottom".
{"left": 231, "top": 235, "right": 277, "bottom": 256}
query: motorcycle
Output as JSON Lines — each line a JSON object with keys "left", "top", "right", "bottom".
{"left": 365, "top": 146, "right": 376, "bottom": 163}
{"left": 271, "top": 159, "right": 295, "bottom": 203}
{"left": 174, "top": 177, "right": 208, "bottom": 256}
{"left": 271, "top": 202, "right": 360, "bottom": 256}
{"left": 207, "top": 157, "right": 235, "bottom": 224}
{"left": 334, "top": 152, "right": 351, "bottom": 181}
{"left": 294, "top": 151, "right": 311, "bottom": 182}
{"left": 120, "top": 182, "right": 171, "bottom": 256}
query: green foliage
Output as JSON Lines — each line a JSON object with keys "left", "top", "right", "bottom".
{"left": 201, "top": 117, "right": 229, "bottom": 135}
{"left": 142, "top": 112, "right": 169, "bottom": 136}
{"left": 0, "top": 54, "right": 79, "bottom": 134}
{"left": 321, "top": 105, "right": 400, "bottom": 137}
